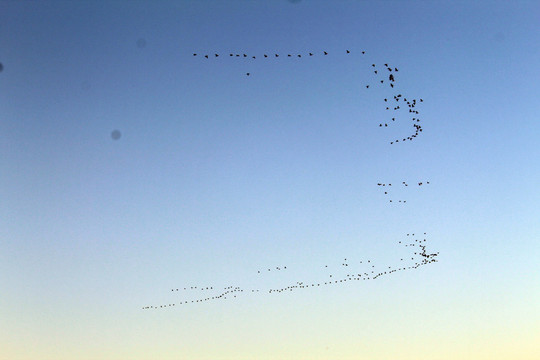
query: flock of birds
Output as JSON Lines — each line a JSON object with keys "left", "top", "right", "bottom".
{"left": 192, "top": 49, "right": 425, "bottom": 145}
{"left": 142, "top": 233, "right": 438, "bottom": 310}
{"left": 377, "top": 181, "right": 431, "bottom": 203}
{"left": 141, "top": 48, "right": 435, "bottom": 310}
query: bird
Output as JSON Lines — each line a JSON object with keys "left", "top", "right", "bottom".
{"left": 193, "top": 53, "right": 197, "bottom": 56}
{"left": 324, "top": 51, "right": 328, "bottom": 55}
{"left": 246, "top": 73, "right": 250, "bottom": 76}
{"left": 309, "top": 53, "right": 313, "bottom": 56}
{"left": 204, "top": 55, "right": 208, "bottom": 58}
{"left": 346, "top": 50, "right": 350, "bottom": 53}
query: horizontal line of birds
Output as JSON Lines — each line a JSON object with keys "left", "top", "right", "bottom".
{"left": 193, "top": 50, "right": 362, "bottom": 59}
{"left": 377, "top": 181, "right": 431, "bottom": 203}
{"left": 142, "top": 233, "right": 438, "bottom": 310}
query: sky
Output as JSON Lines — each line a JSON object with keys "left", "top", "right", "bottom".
{"left": 1, "top": 1, "right": 539, "bottom": 359}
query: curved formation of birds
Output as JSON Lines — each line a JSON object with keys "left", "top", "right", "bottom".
{"left": 192, "top": 49, "right": 425, "bottom": 145}
{"left": 141, "top": 49, "right": 436, "bottom": 310}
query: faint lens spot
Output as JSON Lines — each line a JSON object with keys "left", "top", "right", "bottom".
{"left": 136, "top": 38, "right": 146, "bottom": 48}
{"left": 111, "top": 130, "right": 122, "bottom": 140}
{"left": 288, "top": 0, "right": 302, "bottom": 3}
{"left": 0, "top": 62, "right": 3, "bottom": 72}
{"left": 494, "top": 32, "right": 505, "bottom": 42}
{"left": 81, "top": 81, "right": 90, "bottom": 91}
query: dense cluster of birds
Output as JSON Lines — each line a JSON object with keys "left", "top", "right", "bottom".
{"left": 142, "top": 233, "right": 438, "bottom": 310}
{"left": 367, "top": 67, "right": 425, "bottom": 144}
{"left": 377, "top": 181, "right": 430, "bottom": 203}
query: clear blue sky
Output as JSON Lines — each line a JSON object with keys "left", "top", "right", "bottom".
{"left": 1, "top": 1, "right": 539, "bottom": 359}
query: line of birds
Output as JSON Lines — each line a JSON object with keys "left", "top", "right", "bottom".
{"left": 142, "top": 233, "right": 438, "bottom": 310}
{"left": 193, "top": 50, "right": 361, "bottom": 59}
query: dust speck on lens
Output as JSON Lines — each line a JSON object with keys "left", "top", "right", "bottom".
{"left": 111, "top": 130, "right": 121, "bottom": 140}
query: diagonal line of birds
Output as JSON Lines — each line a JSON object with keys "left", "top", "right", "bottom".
{"left": 192, "top": 49, "right": 425, "bottom": 146}
{"left": 377, "top": 181, "right": 431, "bottom": 204}
{"left": 142, "top": 233, "right": 438, "bottom": 310}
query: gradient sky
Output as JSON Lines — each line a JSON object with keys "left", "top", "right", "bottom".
{"left": 1, "top": 1, "right": 539, "bottom": 359}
